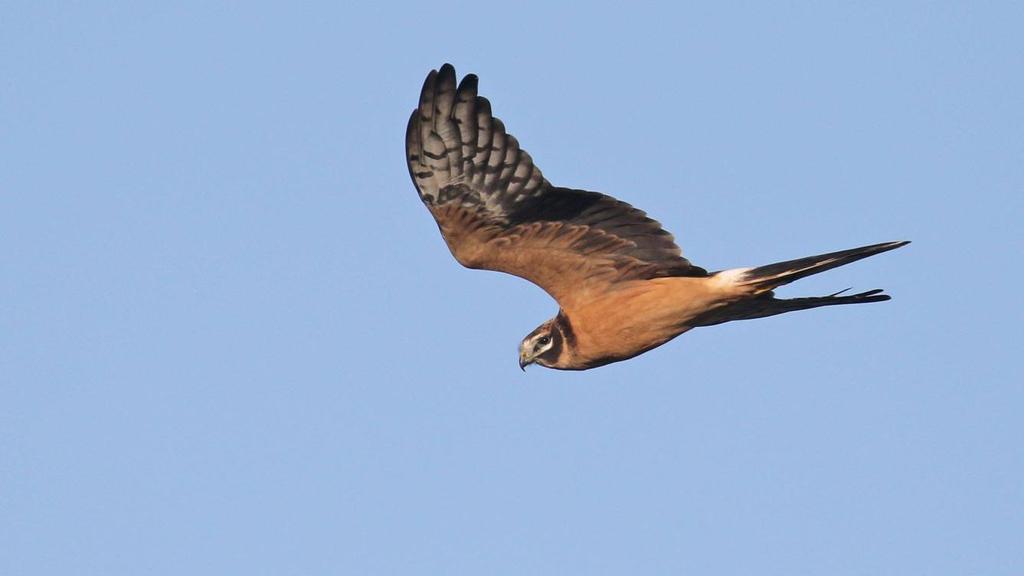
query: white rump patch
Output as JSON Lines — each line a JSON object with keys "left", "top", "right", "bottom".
{"left": 714, "top": 267, "right": 752, "bottom": 286}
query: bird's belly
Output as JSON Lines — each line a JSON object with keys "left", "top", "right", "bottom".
{"left": 567, "top": 278, "right": 721, "bottom": 368}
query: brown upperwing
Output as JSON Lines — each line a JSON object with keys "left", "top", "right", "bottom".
{"left": 405, "top": 64, "right": 706, "bottom": 313}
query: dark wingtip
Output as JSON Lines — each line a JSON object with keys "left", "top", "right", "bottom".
{"left": 438, "top": 63, "right": 456, "bottom": 81}
{"left": 457, "top": 73, "right": 479, "bottom": 93}
{"left": 476, "top": 95, "right": 492, "bottom": 114}
{"left": 419, "top": 65, "right": 456, "bottom": 103}
{"left": 418, "top": 69, "right": 438, "bottom": 107}
{"left": 422, "top": 68, "right": 438, "bottom": 88}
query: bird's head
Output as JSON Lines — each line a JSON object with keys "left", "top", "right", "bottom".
{"left": 519, "top": 320, "right": 558, "bottom": 370}
{"left": 518, "top": 313, "right": 574, "bottom": 370}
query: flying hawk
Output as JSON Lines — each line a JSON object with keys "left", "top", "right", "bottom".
{"left": 405, "top": 64, "right": 908, "bottom": 371}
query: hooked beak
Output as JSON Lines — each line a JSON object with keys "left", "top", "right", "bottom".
{"left": 519, "top": 351, "right": 533, "bottom": 371}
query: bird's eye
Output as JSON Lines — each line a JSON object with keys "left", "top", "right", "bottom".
{"left": 538, "top": 336, "right": 550, "bottom": 346}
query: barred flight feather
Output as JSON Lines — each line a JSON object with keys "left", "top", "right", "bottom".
{"left": 406, "top": 64, "right": 706, "bottom": 311}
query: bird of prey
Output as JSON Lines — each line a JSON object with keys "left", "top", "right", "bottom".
{"left": 405, "top": 64, "right": 908, "bottom": 371}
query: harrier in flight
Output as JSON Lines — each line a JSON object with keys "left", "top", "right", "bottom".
{"left": 406, "top": 64, "right": 907, "bottom": 371}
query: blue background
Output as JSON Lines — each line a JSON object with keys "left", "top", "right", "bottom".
{"left": 3, "top": 2, "right": 1021, "bottom": 574}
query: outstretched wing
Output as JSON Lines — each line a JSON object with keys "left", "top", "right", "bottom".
{"left": 406, "top": 64, "right": 705, "bottom": 312}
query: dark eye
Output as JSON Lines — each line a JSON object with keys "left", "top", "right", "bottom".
{"left": 538, "top": 336, "right": 550, "bottom": 346}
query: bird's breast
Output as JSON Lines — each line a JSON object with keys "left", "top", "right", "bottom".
{"left": 557, "top": 277, "right": 728, "bottom": 369}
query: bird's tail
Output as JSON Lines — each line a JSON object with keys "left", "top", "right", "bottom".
{"left": 694, "top": 240, "right": 909, "bottom": 326}
{"left": 692, "top": 288, "right": 893, "bottom": 327}
{"left": 731, "top": 240, "right": 909, "bottom": 294}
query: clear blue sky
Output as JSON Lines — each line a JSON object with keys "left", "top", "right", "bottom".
{"left": 3, "top": 2, "right": 1021, "bottom": 574}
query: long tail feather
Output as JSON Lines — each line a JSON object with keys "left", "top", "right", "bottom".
{"left": 693, "top": 289, "right": 892, "bottom": 327}
{"left": 738, "top": 240, "right": 910, "bottom": 292}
